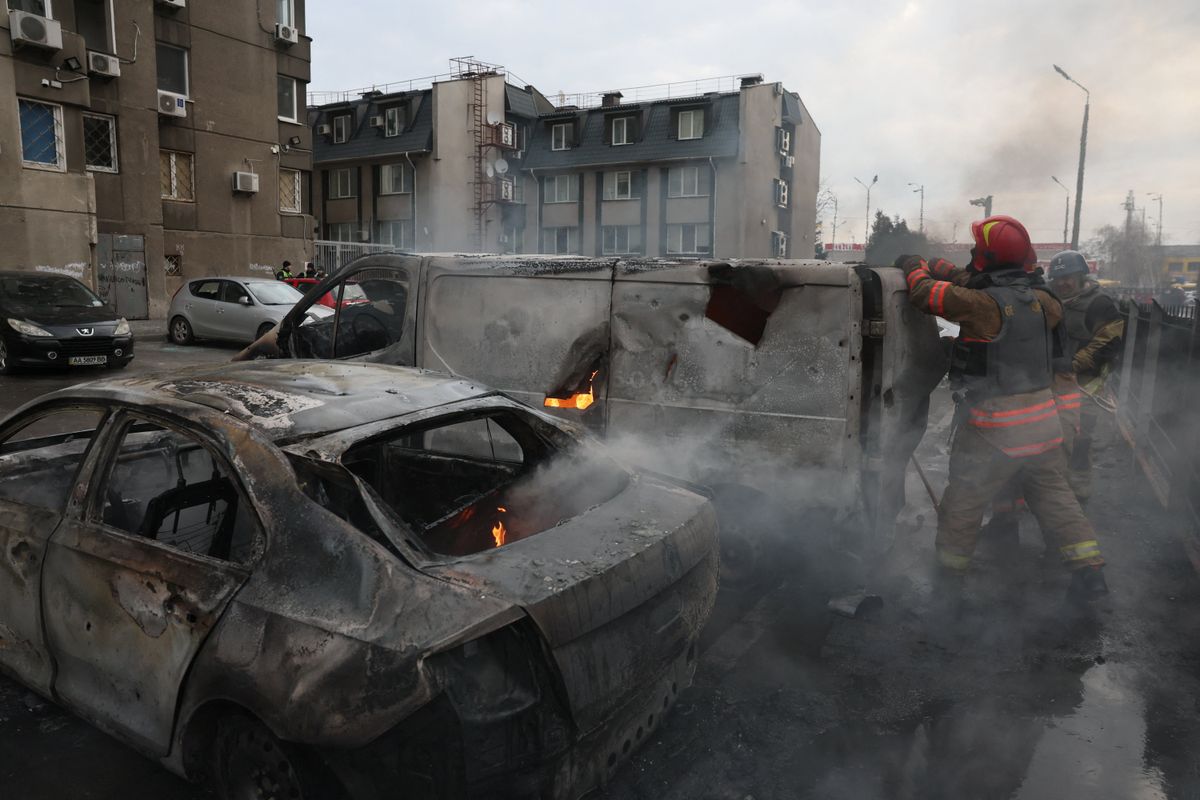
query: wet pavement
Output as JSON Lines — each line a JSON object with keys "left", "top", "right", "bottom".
{"left": 2, "top": 350, "right": 1198, "bottom": 799}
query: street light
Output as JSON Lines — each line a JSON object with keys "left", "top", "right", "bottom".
{"left": 908, "top": 182, "right": 925, "bottom": 233}
{"left": 1146, "top": 192, "right": 1163, "bottom": 245}
{"left": 969, "top": 195, "right": 993, "bottom": 218}
{"left": 829, "top": 192, "right": 839, "bottom": 248}
{"left": 1054, "top": 64, "right": 1090, "bottom": 249}
{"left": 1051, "top": 176, "right": 1070, "bottom": 247}
{"left": 854, "top": 174, "right": 877, "bottom": 246}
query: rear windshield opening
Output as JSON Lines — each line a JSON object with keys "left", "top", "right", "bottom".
{"left": 342, "top": 411, "right": 628, "bottom": 557}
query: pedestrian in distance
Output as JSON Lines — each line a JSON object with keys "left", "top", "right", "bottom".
{"left": 276, "top": 261, "right": 294, "bottom": 281}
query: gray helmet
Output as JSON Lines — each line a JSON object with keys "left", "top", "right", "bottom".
{"left": 1048, "top": 250, "right": 1089, "bottom": 280}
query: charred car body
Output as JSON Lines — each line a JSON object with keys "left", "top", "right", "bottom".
{"left": 0, "top": 362, "right": 718, "bottom": 798}
{"left": 248, "top": 255, "right": 947, "bottom": 573}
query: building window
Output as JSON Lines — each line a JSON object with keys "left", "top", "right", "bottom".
{"left": 18, "top": 98, "right": 64, "bottom": 171}
{"left": 276, "top": 0, "right": 293, "bottom": 26}
{"left": 164, "top": 254, "right": 182, "bottom": 276}
{"left": 329, "top": 168, "right": 355, "bottom": 199}
{"left": 603, "top": 171, "right": 635, "bottom": 200}
{"left": 155, "top": 43, "right": 189, "bottom": 97}
{"left": 612, "top": 117, "right": 633, "bottom": 146}
{"left": 602, "top": 226, "right": 642, "bottom": 255}
{"left": 75, "top": 0, "right": 114, "bottom": 52}
{"left": 326, "top": 222, "right": 356, "bottom": 242}
{"left": 541, "top": 227, "right": 578, "bottom": 255}
{"left": 771, "top": 231, "right": 788, "bottom": 258}
{"left": 384, "top": 106, "right": 403, "bottom": 137}
{"left": 9, "top": 0, "right": 50, "bottom": 15}
{"left": 775, "top": 178, "right": 789, "bottom": 208}
{"left": 678, "top": 109, "right": 704, "bottom": 140}
{"left": 379, "top": 163, "right": 411, "bottom": 195}
{"left": 279, "top": 168, "right": 301, "bottom": 212}
{"left": 667, "top": 165, "right": 710, "bottom": 198}
{"left": 543, "top": 174, "right": 579, "bottom": 204}
{"left": 277, "top": 76, "right": 298, "bottom": 122}
{"left": 159, "top": 150, "right": 194, "bottom": 201}
{"left": 1189, "top": 262, "right": 1200, "bottom": 273}
{"left": 551, "top": 123, "right": 570, "bottom": 151}
{"left": 333, "top": 114, "right": 351, "bottom": 144}
{"left": 82, "top": 113, "right": 117, "bottom": 173}
{"left": 777, "top": 127, "right": 791, "bottom": 154}
{"left": 375, "top": 220, "right": 412, "bottom": 248}
{"left": 666, "top": 223, "right": 711, "bottom": 255}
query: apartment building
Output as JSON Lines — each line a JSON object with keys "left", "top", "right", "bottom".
{"left": 309, "top": 67, "right": 820, "bottom": 260}
{"left": 1, "top": 0, "right": 313, "bottom": 318}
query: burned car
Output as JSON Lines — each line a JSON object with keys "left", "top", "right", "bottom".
{"left": 0, "top": 361, "right": 718, "bottom": 799}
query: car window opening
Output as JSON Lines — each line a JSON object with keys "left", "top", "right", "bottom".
{"left": 0, "top": 409, "right": 105, "bottom": 510}
{"left": 288, "top": 269, "right": 407, "bottom": 359}
{"left": 337, "top": 412, "right": 629, "bottom": 557}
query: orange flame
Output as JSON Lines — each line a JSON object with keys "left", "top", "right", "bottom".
{"left": 544, "top": 370, "right": 600, "bottom": 411}
{"left": 492, "top": 520, "right": 507, "bottom": 548}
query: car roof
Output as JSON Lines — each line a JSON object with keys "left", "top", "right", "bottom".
{"left": 188, "top": 276, "right": 280, "bottom": 283}
{"left": 51, "top": 361, "right": 492, "bottom": 441}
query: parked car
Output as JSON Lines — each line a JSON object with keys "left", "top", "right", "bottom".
{"left": 0, "top": 270, "right": 134, "bottom": 374}
{"left": 0, "top": 360, "right": 718, "bottom": 799}
{"left": 284, "top": 276, "right": 369, "bottom": 309}
{"left": 167, "top": 277, "right": 333, "bottom": 346}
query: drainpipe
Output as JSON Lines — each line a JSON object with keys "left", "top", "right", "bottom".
{"left": 708, "top": 157, "right": 718, "bottom": 258}
{"left": 530, "top": 167, "right": 540, "bottom": 254}
{"left": 404, "top": 151, "right": 418, "bottom": 250}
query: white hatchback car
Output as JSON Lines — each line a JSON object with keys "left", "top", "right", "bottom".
{"left": 168, "top": 277, "right": 332, "bottom": 345}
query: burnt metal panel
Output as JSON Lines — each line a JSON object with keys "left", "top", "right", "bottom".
{"left": 0, "top": 502, "right": 61, "bottom": 694}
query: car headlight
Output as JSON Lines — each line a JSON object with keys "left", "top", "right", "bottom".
{"left": 7, "top": 318, "right": 53, "bottom": 337}
{"left": 113, "top": 318, "right": 131, "bottom": 336}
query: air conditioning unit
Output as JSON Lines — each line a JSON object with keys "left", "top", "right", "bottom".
{"left": 497, "top": 122, "right": 516, "bottom": 148}
{"left": 498, "top": 178, "right": 515, "bottom": 202}
{"left": 784, "top": 155, "right": 796, "bottom": 168}
{"left": 316, "top": 123, "right": 332, "bottom": 136}
{"left": 232, "top": 171, "right": 260, "bottom": 193}
{"left": 776, "top": 179, "right": 789, "bottom": 208}
{"left": 9, "top": 10, "right": 63, "bottom": 51}
{"left": 155, "top": 0, "right": 186, "bottom": 8}
{"left": 157, "top": 90, "right": 187, "bottom": 118}
{"left": 369, "top": 115, "right": 384, "bottom": 128}
{"left": 275, "top": 23, "right": 298, "bottom": 45}
{"left": 778, "top": 128, "right": 791, "bottom": 155}
{"left": 87, "top": 51, "right": 121, "bottom": 78}
{"left": 772, "top": 231, "right": 788, "bottom": 257}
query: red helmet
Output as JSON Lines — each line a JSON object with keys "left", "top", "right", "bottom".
{"left": 970, "top": 215, "right": 1037, "bottom": 272}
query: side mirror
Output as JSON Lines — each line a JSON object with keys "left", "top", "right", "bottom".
{"left": 238, "top": 296, "right": 253, "bottom": 306}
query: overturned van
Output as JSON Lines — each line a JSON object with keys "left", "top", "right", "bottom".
{"left": 244, "top": 255, "right": 947, "bottom": 575}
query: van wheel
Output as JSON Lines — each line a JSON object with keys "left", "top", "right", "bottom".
{"left": 170, "top": 316, "right": 194, "bottom": 345}
{"left": 210, "top": 714, "right": 345, "bottom": 800}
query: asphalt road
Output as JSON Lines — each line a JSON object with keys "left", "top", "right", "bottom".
{"left": 2, "top": 336, "right": 1198, "bottom": 799}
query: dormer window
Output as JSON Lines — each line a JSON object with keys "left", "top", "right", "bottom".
{"left": 678, "top": 109, "right": 704, "bottom": 140}
{"left": 551, "top": 123, "right": 570, "bottom": 151}
{"left": 612, "top": 116, "right": 633, "bottom": 146}
{"left": 332, "top": 113, "right": 351, "bottom": 144}
{"left": 384, "top": 106, "right": 403, "bottom": 137}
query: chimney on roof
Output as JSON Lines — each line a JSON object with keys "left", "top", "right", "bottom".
{"left": 740, "top": 74, "right": 764, "bottom": 88}
{"left": 601, "top": 91, "right": 623, "bottom": 108}
{"left": 362, "top": 90, "right": 382, "bottom": 99}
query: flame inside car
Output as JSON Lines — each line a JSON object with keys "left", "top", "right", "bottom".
{"left": 492, "top": 519, "right": 507, "bottom": 548}
{"left": 544, "top": 370, "right": 600, "bottom": 411}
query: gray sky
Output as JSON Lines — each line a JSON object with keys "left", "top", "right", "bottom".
{"left": 309, "top": 0, "right": 1200, "bottom": 248}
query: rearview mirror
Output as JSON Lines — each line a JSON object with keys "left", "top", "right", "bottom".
{"left": 238, "top": 296, "right": 252, "bottom": 306}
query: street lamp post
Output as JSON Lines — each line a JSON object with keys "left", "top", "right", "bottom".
{"left": 830, "top": 193, "right": 839, "bottom": 248}
{"left": 854, "top": 174, "right": 877, "bottom": 246}
{"left": 1051, "top": 176, "right": 1070, "bottom": 247}
{"left": 908, "top": 182, "right": 925, "bottom": 233}
{"left": 969, "top": 195, "right": 993, "bottom": 218}
{"left": 1054, "top": 64, "right": 1089, "bottom": 249}
{"left": 1147, "top": 192, "right": 1163, "bottom": 245}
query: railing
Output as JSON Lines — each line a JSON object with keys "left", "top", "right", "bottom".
{"left": 312, "top": 240, "right": 399, "bottom": 273}
{"left": 1116, "top": 300, "right": 1200, "bottom": 566}
{"left": 550, "top": 74, "right": 749, "bottom": 109}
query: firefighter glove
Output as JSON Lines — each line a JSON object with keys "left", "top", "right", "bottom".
{"left": 927, "top": 257, "right": 956, "bottom": 278}
{"left": 898, "top": 255, "right": 928, "bottom": 276}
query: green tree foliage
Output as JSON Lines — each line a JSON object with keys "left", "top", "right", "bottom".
{"left": 865, "top": 211, "right": 937, "bottom": 265}
{"left": 1086, "top": 221, "right": 1157, "bottom": 287}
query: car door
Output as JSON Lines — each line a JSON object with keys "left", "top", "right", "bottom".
{"left": 185, "top": 280, "right": 223, "bottom": 337}
{"left": 219, "top": 280, "right": 257, "bottom": 341}
{"left": 40, "top": 412, "right": 261, "bottom": 756}
{"left": 0, "top": 406, "right": 106, "bottom": 695}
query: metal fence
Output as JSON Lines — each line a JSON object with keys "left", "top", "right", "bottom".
{"left": 1116, "top": 300, "right": 1200, "bottom": 564}
{"left": 312, "top": 240, "right": 399, "bottom": 274}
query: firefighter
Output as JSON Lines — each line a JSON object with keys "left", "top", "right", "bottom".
{"left": 900, "top": 215, "right": 1108, "bottom": 599}
{"left": 1047, "top": 250, "right": 1124, "bottom": 502}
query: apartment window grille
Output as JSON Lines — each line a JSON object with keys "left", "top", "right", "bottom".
{"left": 603, "top": 170, "right": 634, "bottom": 200}
{"left": 279, "top": 169, "right": 301, "bottom": 212}
{"left": 83, "top": 113, "right": 118, "bottom": 173}
{"left": 543, "top": 174, "right": 578, "bottom": 204}
{"left": 678, "top": 109, "right": 704, "bottom": 140}
{"left": 276, "top": 0, "right": 293, "bottom": 27}
{"left": 277, "top": 76, "right": 298, "bottom": 122}
{"left": 159, "top": 150, "right": 194, "bottom": 201}
{"left": 375, "top": 220, "right": 412, "bottom": 248}
{"left": 333, "top": 114, "right": 351, "bottom": 144}
{"left": 384, "top": 106, "right": 402, "bottom": 137}
{"left": 541, "top": 227, "right": 577, "bottom": 255}
{"left": 667, "top": 166, "right": 709, "bottom": 198}
{"left": 164, "top": 254, "right": 182, "bottom": 276}
{"left": 326, "top": 222, "right": 356, "bottom": 242}
{"left": 612, "top": 117, "right": 633, "bottom": 145}
{"left": 665, "top": 223, "right": 711, "bottom": 255}
{"left": 771, "top": 231, "right": 788, "bottom": 258}
{"left": 551, "top": 123, "right": 569, "bottom": 151}
{"left": 602, "top": 225, "right": 642, "bottom": 255}
{"left": 155, "top": 43, "right": 189, "bottom": 97}
{"left": 379, "top": 163, "right": 411, "bottom": 195}
{"left": 18, "top": 98, "right": 64, "bottom": 171}
{"left": 330, "top": 168, "right": 355, "bottom": 199}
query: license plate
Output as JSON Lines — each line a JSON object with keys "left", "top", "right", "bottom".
{"left": 68, "top": 355, "right": 108, "bottom": 366}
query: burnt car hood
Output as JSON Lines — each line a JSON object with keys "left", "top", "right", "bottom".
{"left": 421, "top": 474, "right": 718, "bottom": 734}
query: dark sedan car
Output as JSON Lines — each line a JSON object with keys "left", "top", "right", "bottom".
{"left": 0, "top": 361, "right": 718, "bottom": 799}
{"left": 0, "top": 271, "right": 134, "bottom": 374}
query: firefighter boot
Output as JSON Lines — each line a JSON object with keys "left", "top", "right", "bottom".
{"left": 1067, "top": 565, "right": 1109, "bottom": 602}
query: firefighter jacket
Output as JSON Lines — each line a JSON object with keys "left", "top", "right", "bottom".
{"left": 1061, "top": 280, "right": 1124, "bottom": 385}
{"left": 906, "top": 260, "right": 1065, "bottom": 458}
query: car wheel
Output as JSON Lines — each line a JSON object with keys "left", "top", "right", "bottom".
{"left": 0, "top": 338, "right": 14, "bottom": 375}
{"left": 211, "top": 714, "right": 345, "bottom": 800}
{"left": 256, "top": 322, "right": 276, "bottom": 341}
{"left": 170, "top": 316, "right": 194, "bottom": 345}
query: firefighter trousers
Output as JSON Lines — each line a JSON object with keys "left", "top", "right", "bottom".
{"left": 1066, "top": 404, "right": 1097, "bottom": 502}
{"left": 937, "top": 424, "right": 1104, "bottom": 573}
